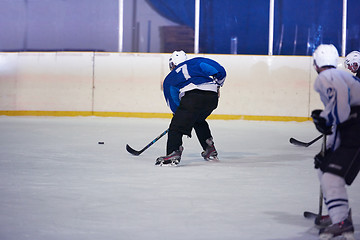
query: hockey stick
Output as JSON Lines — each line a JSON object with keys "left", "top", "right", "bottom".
{"left": 126, "top": 129, "right": 169, "bottom": 156}
{"left": 315, "top": 186, "right": 324, "bottom": 225}
{"left": 314, "top": 134, "right": 326, "bottom": 224}
{"left": 304, "top": 211, "right": 318, "bottom": 219}
{"left": 304, "top": 134, "right": 326, "bottom": 223}
{"left": 289, "top": 134, "right": 323, "bottom": 147}
{"left": 303, "top": 210, "right": 331, "bottom": 228}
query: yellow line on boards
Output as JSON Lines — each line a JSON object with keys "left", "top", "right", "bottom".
{"left": 0, "top": 111, "right": 311, "bottom": 122}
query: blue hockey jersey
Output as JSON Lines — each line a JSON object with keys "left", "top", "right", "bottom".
{"left": 163, "top": 57, "right": 226, "bottom": 113}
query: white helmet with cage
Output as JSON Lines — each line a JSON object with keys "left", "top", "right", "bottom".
{"left": 344, "top": 50, "right": 360, "bottom": 73}
{"left": 169, "top": 50, "right": 187, "bottom": 70}
{"left": 313, "top": 44, "right": 339, "bottom": 68}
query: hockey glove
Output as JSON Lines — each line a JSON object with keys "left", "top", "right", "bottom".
{"left": 311, "top": 109, "right": 332, "bottom": 135}
{"left": 314, "top": 149, "right": 330, "bottom": 169}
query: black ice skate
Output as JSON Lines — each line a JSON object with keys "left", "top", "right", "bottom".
{"left": 319, "top": 210, "right": 355, "bottom": 240}
{"left": 155, "top": 146, "right": 183, "bottom": 166}
{"left": 315, "top": 215, "right": 332, "bottom": 228}
{"left": 201, "top": 138, "right": 219, "bottom": 161}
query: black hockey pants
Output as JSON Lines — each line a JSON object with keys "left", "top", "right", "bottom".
{"left": 320, "top": 106, "right": 360, "bottom": 185}
{"left": 167, "top": 89, "right": 218, "bottom": 155}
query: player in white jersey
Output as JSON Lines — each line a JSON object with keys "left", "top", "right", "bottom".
{"left": 311, "top": 44, "right": 360, "bottom": 240}
{"left": 344, "top": 50, "right": 360, "bottom": 78}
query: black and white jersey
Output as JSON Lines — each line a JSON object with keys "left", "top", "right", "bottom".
{"left": 314, "top": 68, "right": 360, "bottom": 149}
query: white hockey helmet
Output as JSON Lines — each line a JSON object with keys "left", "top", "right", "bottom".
{"left": 313, "top": 44, "right": 339, "bottom": 68}
{"left": 344, "top": 51, "right": 360, "bottom": 73}
{"left": 169, "top": 50, "right": 187, "bottom": 70}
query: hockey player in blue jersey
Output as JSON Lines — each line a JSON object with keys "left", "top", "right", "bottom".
{"left": 155, "top": 50, "right": 226, "bottom": 166}
{"left": 311, "top": 44, "right": 360, "bottom": 240}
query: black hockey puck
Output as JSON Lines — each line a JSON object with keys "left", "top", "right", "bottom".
{"left": 98, "top": 142, "right": 104, "bottom": 144}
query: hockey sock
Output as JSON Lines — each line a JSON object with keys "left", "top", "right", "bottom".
{"left": 320, "top": 172, "right": 349, "bottom": 224}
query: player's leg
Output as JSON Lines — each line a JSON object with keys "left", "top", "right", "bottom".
{"left": 192, "top": 91, "right": 219, "bottom": 160}
{"left": 319, "top": 172, "right": 354, "bottom": 239}
{"left": 156, "top": 91, "right": 200, "bottom": 165}
{"left": 320, "top": 172, "right": 349, "bottom": 223}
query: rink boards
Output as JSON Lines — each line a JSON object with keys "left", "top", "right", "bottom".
{"left": 0, "top": 52, "right": 348, "bottom": 121}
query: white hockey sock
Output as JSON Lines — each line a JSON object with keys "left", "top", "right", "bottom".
{"left": 320, "top": 172, "right": 349, "bottom": 224}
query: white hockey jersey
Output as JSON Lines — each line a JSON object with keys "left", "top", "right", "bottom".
{"left": 314, "top": 68, "right": 360, "bottom": 149}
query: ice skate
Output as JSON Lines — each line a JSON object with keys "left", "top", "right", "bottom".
{"left": 201, "top": 138, "right": 219, "bottom": 161}
{"left": 319, "top": 210, "right": 355, "bottom": 240}
{"left": 315, "top": 215, "right": 332, "bottom": 228}
{"left": 155, "top": 146, "right": 183, "bottom": 166}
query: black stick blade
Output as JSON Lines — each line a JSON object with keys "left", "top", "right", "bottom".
{"left": 303, "top": 211, "right": 318, "bottom": 219}
{"left": 289, "top": 137, "right": 310, "bottom": 147}
{"left": 126, "top": 144, "right": 141, "bottom": 156}
{"left": 125, "top": 129, "right": 169, "bottom": 156}
{"left": 289, "top": 135, "right": 323, "bottom": 147}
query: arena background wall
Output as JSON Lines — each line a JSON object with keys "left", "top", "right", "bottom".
{"left": 0, "top": 52, "right": 348, "bottom": 121}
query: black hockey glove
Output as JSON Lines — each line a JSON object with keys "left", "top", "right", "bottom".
{"left": 311, "top": 109, "right": 332, "bottom": 135}
{"left": 314, "top": 149, "right": 330, "bottom": 169}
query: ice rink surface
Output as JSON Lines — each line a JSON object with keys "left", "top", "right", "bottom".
{"left": 0, "top": 116, "right": 359, "bottom": 240}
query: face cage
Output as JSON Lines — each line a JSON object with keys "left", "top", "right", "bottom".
{"left": 347, "top": 62, "right": 359, "bottom": 73}
{"left": 169, "top": 62, "right": 176, "bottom": 70}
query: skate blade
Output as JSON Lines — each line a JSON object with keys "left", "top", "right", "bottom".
{"left": 341, "top": 232, "right": 355, "bottom": 240}
{"left": 204, "top": 156, "right": 219, "bottom": 161}
{"left": 319, "top": 233, "right": 333, "bottom": 240}
{"left": 319, "top": 232, "right": 355, "bottom": 240}
{"left": 158, "top": 162, "right": 179, "bottom": 167}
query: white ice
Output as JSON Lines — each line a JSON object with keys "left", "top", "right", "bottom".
{"left": 0, "top": 116, "right": 359, "bottom": 240}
